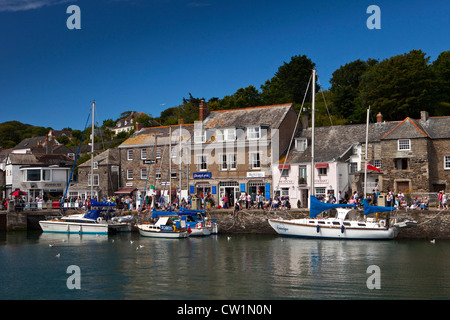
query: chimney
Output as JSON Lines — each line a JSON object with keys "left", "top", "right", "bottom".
{"left": 376, "top": 112, "right": 383, "bottom": 123}
{"left": 421, "top": 111, "right": 429, "bottom": 122}
{"left": 199, "top": 99, "right": 209, "bottom": 121}
{"left": 301, "top": 114, "right": 309, "bottom": 129}
{"left": 135, "top": 122, "right": 144, "bottom": 132}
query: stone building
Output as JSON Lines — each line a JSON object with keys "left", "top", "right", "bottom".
{"left": 190, "top": 100, "right": 297, "bottom": 207}
{"left": 68, "top": 148, "right": 120, "bottom": 200}
{"left": 117, "top": 123, "right": 194, "bottom": 204}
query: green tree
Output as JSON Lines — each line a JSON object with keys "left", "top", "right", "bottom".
{"left": 330, "top": 58, "right": 378, "bottom": 122}
{"left": 358, "top": 50, "right": 436, "bottom": 121}
{"left": 432, "top": 50, "right": 450, "bottom": 115}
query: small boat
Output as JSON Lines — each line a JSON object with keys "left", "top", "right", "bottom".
{"left": 177, "top": 208, "right": 219, "bottom": 236}
{"left": 39, "top": 200, "right": 132, "bottom": 234}
{"left": 136, "top": 210, "right": 189, "bottom": 238}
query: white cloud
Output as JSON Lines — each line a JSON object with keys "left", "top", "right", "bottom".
{"left": 0, "top": 0, "right": 72, "bottom": 12}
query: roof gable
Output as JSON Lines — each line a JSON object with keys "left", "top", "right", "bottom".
{"left": 381, "top": 117, "right": 429, "bottom": 140}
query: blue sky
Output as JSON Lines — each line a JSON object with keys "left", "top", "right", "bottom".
{"left": 0, "top": 0, "right": 448, "bottom": 130}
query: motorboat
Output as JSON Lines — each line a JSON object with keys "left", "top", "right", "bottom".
{"left": 39, "top": 200, "right": 132, "bottom": 234}
{"left": 136, "top": 209, "right": 189, "bottom": 238}
{"left": 177, "top": 208, "right": 219, "bottom": 236}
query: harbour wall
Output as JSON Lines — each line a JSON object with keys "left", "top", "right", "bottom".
{"left": 2, "top": 209, "right": 450, "bottom": 239}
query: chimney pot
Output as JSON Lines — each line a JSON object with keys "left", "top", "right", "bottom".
{"left": 199, "top": 99, "right": 209, "bottom": 121}
{"left": 421, "top": 111, "right": 429, "bottom": 121}
{"left": 376, "top": 112, "right": 383, "bottom": 123}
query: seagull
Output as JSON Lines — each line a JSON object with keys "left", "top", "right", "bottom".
{"left": 227, "top": 237, "right": 231, "bottom": 241}
{"left": 130, "top": 240, "right": 134, "bottom": 244}
{"left": 56, "top": 253, "right": 60, "bottom": 258}
{"left": 49, "top": 244, "right": 54, "bottom": 247}
{"left": 430, "top": 239, "right": 436, "bottom": 244}
{"left": 139, "top": 245, "right": 144, "bottom": 249}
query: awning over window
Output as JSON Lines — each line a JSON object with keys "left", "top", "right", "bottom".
{"left": 114, "top": 188, "right": 136, "bottom": 195}
{"left": 315, "top": 163, "right": 329, "bottom": 168}
{"left": 278, "top": 164, "right": 291, "bottom": 170}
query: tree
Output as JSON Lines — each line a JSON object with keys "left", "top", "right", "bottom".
{"left": 432, "top": 50, "right": 450, "bottom": 115}
{"left": 330, "top": 58, "right": 378, "bottom": 122}
{"left": 262, "top": 54, "right": 318, "bottom": 105}
{"left": 357, "top": 50, "right": 436, "bottom": 121}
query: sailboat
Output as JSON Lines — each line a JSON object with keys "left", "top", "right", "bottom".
{"left": 39, "top": 101, "right": 132, "bottom": 234}
{"left": 268, "top": 69, "right": 409, "bottom": 240}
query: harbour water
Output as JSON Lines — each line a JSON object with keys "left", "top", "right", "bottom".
{"left": 1, "top": 231, "right": 449, "bottom": 300}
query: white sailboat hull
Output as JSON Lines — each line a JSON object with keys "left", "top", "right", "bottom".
{"left": 268, "top": 218, "right": 398, "bottom": 240}
{"left": 39, "top": 219, "right": 109, "bottom": 235}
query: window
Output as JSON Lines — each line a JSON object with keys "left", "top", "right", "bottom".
{"left": 349, "top": 162, "right": 358, "bottom": 173}
{"left": 215, "top": 129, "right": 224, "bottom": 142}
{"left": 398, "top": 139, "right": 411, "bottom": 151}
{"left": 171, "top": 170, "right": 177, "bottom": 179}
{"left": 220, "top": 154, "right": 236, "bottom": 170}
{"left": 156, "top": 147, "right": 161, "bottom": 159}
{"left": 155, "top": 169, "right": 161, "bottom": 181}
{"left": 299, "top": 166, "right": 307, "bottom": 184}
{"left": 295, "top": 138, "right": 307, "bottom": 151}
{"left": 444, "top": 156, "right": 450, "bottom": 170}
{"left": 126, "top": 169, "right": 133, "bottom": 180}
{"left": 141, "top": 149, "right": 147, "bottom": 160}
{"left": 88, "top": 174, "right": 99, "bottom": 186}
{"left": 42, "top": 169, "right": 51, "bottom": 181}
{"left": 374, "top": 159, "right": 382, "bottom": 168}
{"left": 26, "top": 169, "right": 40, "bottom": 181}
{"left": 318, "top": 167, "right": 327, "bottom": 175}
{"left": 281, "top": 188, "right": 289, "bottom": 197}
{"left": 171, "top": 146, "right": 177, "bottom": 158}
{"left": 247, "top": 127, "right": 260, "bottom": 140}
{"left": 194, "top": 129, "right": 206, "bottom": 143}
{"left": 224, "top": 128, "right": 236, "bottom": 141}
{"left": 250, "top": 153, "right": 260, "bottom": 169}
{"left": 197, "top": 155, "right": 207, "bottom": 171}
{"left": 280, "top": 168, "right": 289, "bottom": 177}
{"left": 315, "top": 187, "right": 326, "bottom": 196}
{"left": 140, "top": 168, "right": 147, "bottom": 180}
{"left": 127, "top": 149, "right": 133, "bottom": 160}
{"left": 394, "top": 158, "right": 408, "bottom": 170}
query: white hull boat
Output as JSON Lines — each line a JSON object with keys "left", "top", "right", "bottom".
{"left": 268, "top": 211, "right": 398, "bottom": 240}
{"left": 137, "top": 216, "right": 189, "bottom": 238}
{"left": 39, "top": 214, "right": 109, "bottom": 234}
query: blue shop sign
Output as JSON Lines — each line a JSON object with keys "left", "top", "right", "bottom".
{"left": 193, "top": 172, "right": 212, "bottom": 179}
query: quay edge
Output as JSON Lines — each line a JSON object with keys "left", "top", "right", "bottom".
{"left": 2, "top": 209, "right": 450, "bottom": 239}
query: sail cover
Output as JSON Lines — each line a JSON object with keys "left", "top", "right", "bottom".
{"left": 363, "top": 202, "right": 397, "bottom": 215}
{"left": 310, "top": 196, "right": 356, "bottom": 218}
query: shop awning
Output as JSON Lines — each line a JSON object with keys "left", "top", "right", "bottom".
{"left": 114, "top": 188, "right": 136, "bottom": 195}
{"left": 315, "top": 163, "right": 329, "bottom": 168}
{"left": 278, "top": 164, "right": 291, "bottom": 170}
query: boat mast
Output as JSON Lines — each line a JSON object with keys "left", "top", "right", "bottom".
{"left": 364, "top": 106, "right": 370, "bottom": 200}
{"left": 91, "top": 100, "right": 95, "bottom": 200}
{"left": 310, "top": 69, "right": 316, "bottom": 204}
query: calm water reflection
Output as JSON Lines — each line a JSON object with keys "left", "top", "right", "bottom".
{"left": 0, "top": 231, "right": 449, "bottom": 299}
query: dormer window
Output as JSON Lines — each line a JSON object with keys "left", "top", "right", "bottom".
{"left": 247, "top": 127, "right": 260, "bottom": 140}
{"left": 295, "top": 138, "right": 307, "bottom": 151}
{"left": 224, "top": 128, "right": 236, "bottom": 141}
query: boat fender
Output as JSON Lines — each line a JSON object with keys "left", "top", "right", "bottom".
{"left": 97, "top": 217, "right": 103, "bottom": 223}
{"left": 196, "top": 222, "right": 202, "bottom": 229}
{"left": 379, "top": 220, "right": 386, "bottom": 228}
{"left": 341, "top": 224, "right": 345, "bottom": 234}
{"left": 316, "top": 224, "right": 320, "bottom": 233}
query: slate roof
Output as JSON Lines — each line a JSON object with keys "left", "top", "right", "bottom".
{"left": 203, "top": 103, "right": 293, "bottom": 129}
{"left": 7, "top": 154, "right": 74, "bottom": 166}
{"left": 119, "top": 124, "right": 195, "bottom": 148}
{"left": 284, "top": 114, "right": 450, "bottom": 164}
{"left": 78, "top": 148, "right": 120, "bottom": 168}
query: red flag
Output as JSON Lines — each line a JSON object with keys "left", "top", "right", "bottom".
{"left": 367, "top": 163, "right": 381, "bottom": 172}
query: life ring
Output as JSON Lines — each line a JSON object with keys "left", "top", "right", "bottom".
{"left": 379, "top": 220, "right": 386, "bottom": 228}
{"left": 97, "top": 217, "right": 103, "bottom": 223}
